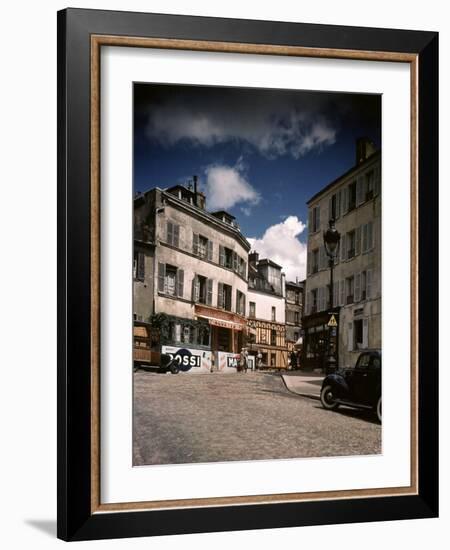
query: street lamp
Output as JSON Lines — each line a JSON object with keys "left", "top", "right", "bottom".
{"left": 323, "top": 218, "right": 341, "bottom": 373}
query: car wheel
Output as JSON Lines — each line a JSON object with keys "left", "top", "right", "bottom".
{"left": 376, "top": 396, "right": 382, "bottom": 423}
{"left": 170, "top": 363, "right": 180, "bottom": 375}
{"left": 320, "top": 385, "right": 339, "bottom": 411}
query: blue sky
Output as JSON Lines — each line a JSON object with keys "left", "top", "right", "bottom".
{"left": 134, "top": 84, "right": 381, "bottom": 280}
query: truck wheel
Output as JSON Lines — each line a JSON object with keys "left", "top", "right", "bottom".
{"left": 170, "top": 364, "right": 180, "bottom": 375}
{"left": 320, "top": 385, "right": 339, "bottom": 411}
{"left": 376, "top": 397, "right": 382, "bottom": 423}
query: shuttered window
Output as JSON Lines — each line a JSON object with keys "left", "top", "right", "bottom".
{"left": 355, "top": 272, "right": 361, "bottom": 302}
{"left": 207, "top": 240, "right": 213, "bottom": 262}
{"left": 135, "top": 251, "right": 145, "bottom": 281}
{"left": 157, "top": 263, "right": 165, "bottom": 293}
{"left": 355, "top": 226, "right": 361, "bottom": 256}
{"left": 362, "top": 318, "right": 369, "bottom": 349}
{"left": 367, "top": 269, "right": 373, "bottom": 299}
{"left": 166, "top": 221, "right": 180, "bottom": 247}
{"left": 340, "top": 233, "right": 346, "bottom": 261}
{"left": 176, "top": 269, "right": 184, "bottom": 298}
{"left": 207, "top": 279, "right": 213, "bottom": 305}
{"left": 192, "top": 233, "right": 199, "bottom": 255}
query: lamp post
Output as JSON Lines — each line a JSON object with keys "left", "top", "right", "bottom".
{"left": 323, "top": 218, "right": 341, "bottom": 373}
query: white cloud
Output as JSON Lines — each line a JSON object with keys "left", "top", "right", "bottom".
{"left": 203, "top": 160, "right": 260, "bottom": 211}
{"left": 247, "top": 216, "right": 307, "bottom": 281}
{"left": 146, "top": 98, "right": 336, "bottom": 159}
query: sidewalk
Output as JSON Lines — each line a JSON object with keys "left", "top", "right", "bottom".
{"left": 281, "top": 372, "right": 324, "bottom": 400}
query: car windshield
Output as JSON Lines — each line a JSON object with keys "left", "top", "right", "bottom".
{"left": 357, "top": 354, "right": 371, "bottom": 368}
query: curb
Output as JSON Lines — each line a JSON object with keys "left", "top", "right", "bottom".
{"left": 279, "top": 375, "right": 321, "bottom": 401}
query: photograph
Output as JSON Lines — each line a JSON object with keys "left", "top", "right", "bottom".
{"left": 132, "top": 83, "right": 382, "bottom": 466}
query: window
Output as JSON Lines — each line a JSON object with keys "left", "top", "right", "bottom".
{"left": 353, "top": 318, "right": 369, "bottom": 350}
{"left": 294, "top": 332, "right": 299, "bottom": 342}
{"left": 192, "top": 275, "right": 213, "bottom": 305}
{"left": 169, "top": 321, "right": 210, "bottom": 347}
{"left": 218, "top": 283, "right": 232, "bottom": 311}
{"left": 347, "top": 230, "right": 356, "bottom": 259}
{"left": 329, "top": 191, "right": 341, "bottom": 220}
{"left": 271, "top": 330, "right": 277, "bottom": 347}
{"left": 236, "top": 290, "right": 246, "bottom": 316}
{"left": 362, "top": 221, "right": 374, "bottom": 252}
{"left": 312, "top": 249, "right": 319, "bottom": 273}
{"left": 366, "top": 170, "right": 375, "bottom": 201}
{"left": 294, "top": 311, "right": 300, "bottom": 324}
{"left": 249, "top": 301, "right": 256, "bottom": 318}
{"left": 348, "top": 181, "right": 357, "bottom": 211}
{"left": 157, "top": 263, "right": 184, "bottom": 298}
{"left": 361, "top": 271, "right": 367, "bottom": 300}
{"left": 309, "top": 205, "right": 321, "bottom": 233}
{"left": 271, "top": 306, "right": 276, "bottom": 321}
{"left": 311, "top": 289, "right": 318, "bottom": 313}
{"left": 219, "top": 245, "right": 233, "bottom": 269}
{"left": 166, "top": 221, "right": 180, "bottom": 247}
{"left": 193, "top": 233, "right": 213, "bottom": 261}
{"left": 346, "top": 276, "right": 354, "bottom": 304}
{"left": 134, "top": 250, "right": 145, "bottom": 281}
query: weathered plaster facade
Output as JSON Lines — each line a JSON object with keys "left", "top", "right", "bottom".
{"left": 303, "top": 141, "right": 381, "bottom": 369}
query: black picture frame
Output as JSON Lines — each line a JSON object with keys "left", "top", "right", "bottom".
{"left": 57, "top": 8, "right": 438, "bottom": 541}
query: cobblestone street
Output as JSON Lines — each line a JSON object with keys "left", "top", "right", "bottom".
{"left": 133, "top": 371, "right": 381, "bottom": 466}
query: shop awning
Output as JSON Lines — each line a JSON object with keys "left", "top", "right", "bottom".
{"left": 200, "top": 316, "right": 245, "bottom": 331}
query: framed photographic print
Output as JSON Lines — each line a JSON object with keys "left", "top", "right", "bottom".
{"left": 57, "top": 8, "right": 438, "bottom": 541}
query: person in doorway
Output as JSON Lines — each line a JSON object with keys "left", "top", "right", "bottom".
{"left": 290, "top": 351, "right": 297, "bottom": 370}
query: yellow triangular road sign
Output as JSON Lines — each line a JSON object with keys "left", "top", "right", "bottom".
{"left": 328, "top": 314, "right": 338, "bottom": 327}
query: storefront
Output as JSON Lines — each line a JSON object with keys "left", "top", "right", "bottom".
{"left": 195, "top": 304, "right": 246, "bottom": 372}
{"left": 246, "top": 319, "right": 288, "bottom": 369}
{"left": 302, "top": 309, "right": 340, "bottom": 371}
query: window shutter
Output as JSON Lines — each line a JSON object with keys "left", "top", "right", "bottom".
{"left": 336, "top": 190, "right": 341, "bottom": 218}
{"left": 316, "top": 206, "right": 320, "bottom": 231}
{"left": 307, "top": 251, "right": 311, "bottom": 275}
{"left": 218, "top": 283, "right": 223, "bottom": 308}
{"left": 347, "top": 322, "right": 354, "bottom": 351}
{"left": 233, "top": 251, "right": 238, "bottom": 272}
{"left": 137, "top": 252, "right": 145, "bottom": 280}
{"left": 355, "top": 273, "right": 361, "bottom": 302}
{"left": 308, "top": 209, "right": 313, "bottom": 231}
{"left": 192, "top": 275, "right": 199, "bottom": 302}
{"left": 157, "top": 263, "right": 165, "bottom": 293}
{"left": 242, "top": 294, "right": 246, "bottom": 317}
{"left": 367, "top": 269, "right": 372, "bottom": 299}
{"left": 355, "top": 226, "right": 361, "bottom": 255}
{"left": 193, "top": 233, "right": 199, "bottom": 255}
{"left": 219, "top": 245, "right": 225, "bottom": 266}
{"left": 362, "top": 223, "right": 368, "bottom": 252}
{"left": 356, "top": 176, "right": 364, "bottom": 205}
{"left": 177, "top": 269, "right": 184, "bottom": 298}
{"left": 207, "top": 240, "right": 213, "bottom": 261}
{"left": 368, "top": 221, "right": 374, "bottom": 250}
{"left": 167, "top": 221, "right": 173, "bottom": 245}
{"left": 328, "top": 196, "right": 333, "bottom": 222}
{"left": 173, "top": 224, "right": 180, "bottom": 248}
{"left": 207, "top": 279, "right": 213, "bottom": 305}
{"left": 340, "top": 234, "right": 346, "bottom": 261}
{"left": 340, "top": 280, "right": 345, "bottom": 306}
{"left": 342, "top": 186, "right": 348, "bottom": 214}
{"left": 362, "top": 318, "right": 369, "bottom": 349}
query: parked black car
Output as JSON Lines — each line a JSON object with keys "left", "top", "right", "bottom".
{"left": 320, "top": 350, "right": 382, "bottom": 422}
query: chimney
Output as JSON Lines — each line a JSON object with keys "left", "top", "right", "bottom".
{"left": 249, "top": 251, "right": 259, "bottom": 266}
{"left": 356, "top": 137, "right": 376, "bottom": 165}
{"left": 193, "top": 175, "right": 198, "bottom": 206}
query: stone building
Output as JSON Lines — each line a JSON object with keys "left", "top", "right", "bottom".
{"left": 133, "top": 180, "right": 250, "bottom": 372}
{"left": 285, "top": 279, "right": 304, "bottom": 352}
{"left": 303, "top": 138, "right": 381, "bottom": 370}
{"left": 246, "top": 253, "right": 289, "bottom": 369}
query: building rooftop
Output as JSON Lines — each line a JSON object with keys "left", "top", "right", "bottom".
{"left": 306, "top": 148, "right": 380, "bottom": 206}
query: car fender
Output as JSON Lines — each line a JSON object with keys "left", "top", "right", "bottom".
{"left": 322, "top": 373, "right": 350, "bottom": 399}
